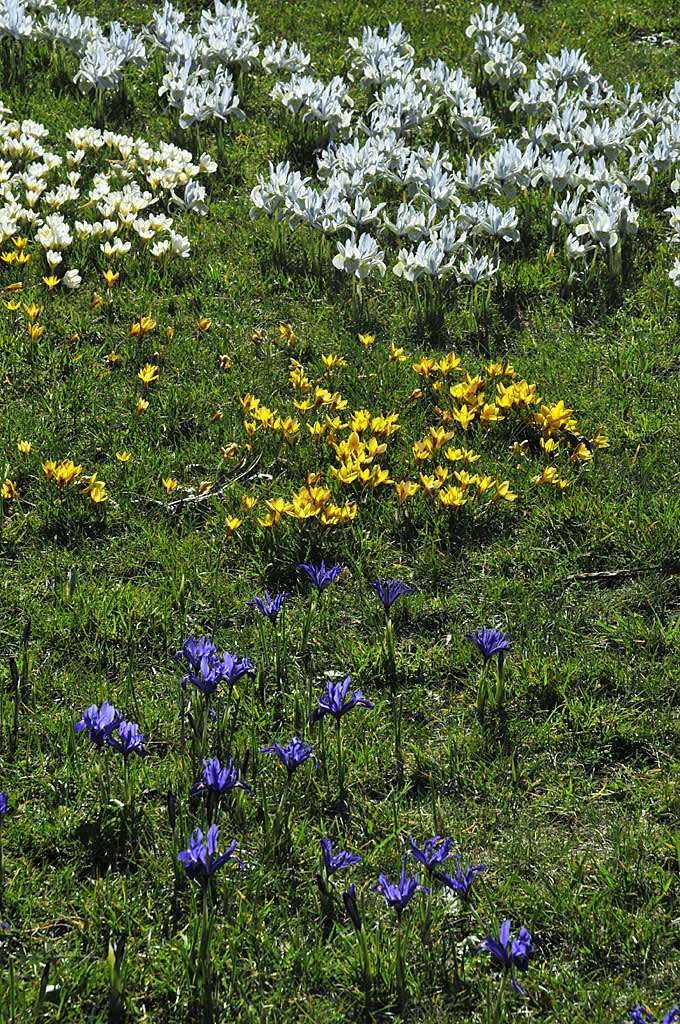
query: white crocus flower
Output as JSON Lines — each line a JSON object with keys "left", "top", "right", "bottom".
{"left": 63, "top": 269, "right": 82, "bottom": 289}
{"left": 669, "top": 257, "right": 680, "bottom": 288}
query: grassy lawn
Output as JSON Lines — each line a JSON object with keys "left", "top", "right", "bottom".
{"left": 0, "top": 1, "right": 680, "bottom": 1021}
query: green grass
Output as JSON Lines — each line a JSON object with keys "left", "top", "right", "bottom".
{"left": 1, "top": 1, "right": 680, "bottom": 1021}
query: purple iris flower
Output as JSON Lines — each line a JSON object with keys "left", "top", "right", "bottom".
{"left": 107, "top": 721, "right": 147, "bottom": 759}
{"left": 248, "top": 589, "right": 290, "bottom": 624}
{"left": 407, "top": 835, "right": 454, "bottom": 873}
{"left": 479, "top": 918, "right": 533, "bottom": 995}
{"left": 300, "top": 560, "right": 344, "bottom": 592}
{"left": 631, "top": 1008, "right": 680, "bottom": 1024}
{"left": 174, "top": 635, "right": 217, "bottom": 669}
{"left": 436, "top": 857, "right": 485, "bottom": 898}
{"left": 182, "top": 648, "right": 254, "bottom": 696}
{"left": 74, "top": 701, "right": 122, "bottom": 748}
{"left": 0, "top": 921, "right": 9, "bottom": 932}
{"left": 465, "top": 626, "right": 513, "bottom": 665}
{"left": 321, "top": 837, "right": 362, "bottom": 875}
{"left": 311, "top": 675, "right": 374, "bottom": 723}
{"left": 191, "top": 756, "right": 251, "bottom": 797}
{"left": 369, "top": 577, "right": 415, "bottom": 612}
{"left": 261, "top": 736, "right": 317, "bottom": 774}
{"left": 372, "top": 864, "right": 428, "bottom": 914}
{"left": 0, "top": 792, "right": 7, "bottom": 817}
{"left": 179, "top": 823, "right": 245, "bottom": 880}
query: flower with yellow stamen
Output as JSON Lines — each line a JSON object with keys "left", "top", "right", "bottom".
{"left": 570, "top": 442, "right": 593, "bottom": 464}
{"left": 16, "top": 250, "right": 30, "bottom": 266}
{"left": 102, "top": 268, "right": 119, "bottom": 288}
{"left": 358, "top": 332, "right": 375, "bottom": 349}
{"left": 42, "top": 275, "right": 61, "bottom": 291}
{"left": 162, "top": 477, "right": 178, "bottom": 494}
{"left": 225, "top": 515, "right": 242, "bottom": 536}
{"left": 439, "top": 485, "right": 468, "bottom": 507}
{"left": 452, "top": 405, "right": 476, "bottom": 430}
{"left": 27, "top": 322, "right": 45, "bottom": 341}
{"left": 395, "top": 479, "right": 420, "bottom": 504}
{"left": 412, "top": 357, "right": 438, "bottom": 379}
{"left": 322, "top": 353, "right": 347, "bottom": 372}
{"left": 4, "top": 298, "right": 21, "bottom": 311}
{"left": 138, "top": 363, "right": 160, "bottom": 387}
{"left": 532, "top": 466, "right": 558, "bottom": 486}
{"left": 1, "top": 251, "right": 17, "bottom": 264}
{"left": 479, "top": 403, "right": 504, "bottom": 428}
{"left": 12, "top": 236, "right": 28, "bottom": 251}
{"left": 492, "top": 480, "right": 516, "bottom": 502}
{"left": 1, "top": 479, "right": 18, "bottom": 500}
{"left": 279, "top": 322, "right": 295, "bottom": 346}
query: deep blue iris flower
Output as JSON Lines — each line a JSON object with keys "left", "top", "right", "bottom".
{"left": 465, "top": 626, "right": 513, "bottom": 664}
{"left": 321, "top": 837, "right": 362, "bottom": 875}
{"left": 75, "top": 701, "right": 122, "bottom": 748}
{"left": 179, "top": 823, "right": 245, "bottom": 880}
{"left": 261, "top": 736, "right": 317, "bottom": 773}
{"left": 369, "top": 577, "right": 415, "bottom": 612}
{"left": 0, "top": 791, "right": 7, "bottom": 817}
{"left": 107, "top": 720, "right": 147, "bottom": 759}
{"left": 300, "top": 560, "right": 344, "bottom": 592}
{"left": 248, "top": 589, "right": 290, "bottom": 623}
{"left": 408, "top": 835, "right": 454, "bottom": 873}
{"left": 311, "top": 675, "right": 374, "bottom": 723}
{"left": 436, "top": 857, "right": 485, "bottom": 898}
{"left": 372, "top": 864, "right": 428, "bottom": 914}
{"left": 631, "top": 1008, "right": 680, "bottom": 1024}
{"left": 191, "top": 756, "right": 251, "bottom": 797}
{"left": 479, "top": 918, "right": 533, "bottom": 994}
{"left": 174, "top": 635, "right": 217, "bottom": 670}
{"left": 181, "top": 645, "right": 255, "bottom": 696}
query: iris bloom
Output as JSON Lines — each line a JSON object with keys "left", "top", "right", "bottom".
{"left": 248, "top": 589, "right": 290, "bottom": 623}
{"left": 261, "top": 736, "right": 316, "bottom": 774}
{"left": 407, "top": 835, "right": 454, "bottom": 873}
{"left": 107, "top": 720, "right": 147, "bottom": 759}
{"left": 179, "top": 824, "right": 245, "bottom": 879}
{"left": 321, "top": 837, "right": 362, "bottom": 875}
{"left": 369, "top": 578, "right": 415, "bottom": 612}
{"left": 436, "top": 857, "right": 485, "bottom": 898}
{"left": 0, "top": 791, "right": 7, "bottom": 817}
{"left": 311, "top": 675, "right": 374, "bottom": 723}
{"left": 630, "top": 1008, "right": 680, "bottom": 1024}
{"left": 372, "top": 864, "right": 428, "bottom": 914}
{"left": 75, "top": 702, "right": 121, "bottom": 748}
{"left": 465, "top": 626, "right": 513, "bottom": 664}
{"left": 191, "top": 756, "right": 251, "bottom": 797}
{"left": 479, "top": 919, "right": 533, "bottom": 994}
{"left": 299, "top": 560, "right": 344, "bottom": 592}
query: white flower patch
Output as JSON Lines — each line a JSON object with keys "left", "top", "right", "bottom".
{"left": 0, "top": 109, "right": 215, "bottom": 287}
